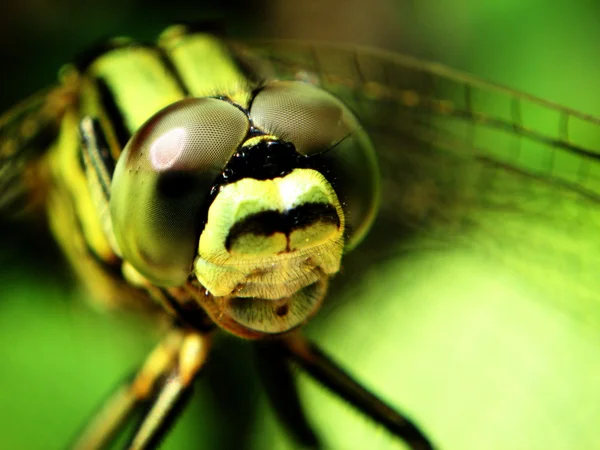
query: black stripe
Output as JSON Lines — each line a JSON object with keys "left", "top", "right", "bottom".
{"left": 79, "top": 117, "right": 115, "bottom": 201}
{"left": 94, "top": 77, "right": 131, "bottom": 149}
{"left": 155, "top": 47, "right": 191, "bottom": 96}
{"left": 160, "top": 24, "right": 262, "bottom": 94}
{"left": 90, "top": 117, "right": 116, "bottom": 176}
{"left": 172, "top": 22, "right": 264, "bottom": 86}
{"left": 64, "top": 184, "right": 124, "bottom": 279}
{"left": 225, "top": 202, "right": 340, "bottom": 251}
{"left": 227, "top": 45, "right": 265, "bottom": 87}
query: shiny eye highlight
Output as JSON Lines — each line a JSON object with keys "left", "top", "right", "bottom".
{"left": 110, "top": 98, "right": 249, "bottom": 286}
{"left": 149, "top": 126, "right": 187, "bottom": 170}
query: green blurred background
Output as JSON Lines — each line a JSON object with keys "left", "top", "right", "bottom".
{"left": 1, "top": 1, "right": 600, "bottom": 449}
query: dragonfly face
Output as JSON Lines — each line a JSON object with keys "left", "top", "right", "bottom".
{"left": 108, "top": 79, "right": 378, "bottom": 337}
{"left": 50, "top": 29, "right": 381, "bottom": 341}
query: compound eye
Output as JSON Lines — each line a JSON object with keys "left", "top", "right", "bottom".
{"left": 251, "top": 81, "right": 379, "bottom": 249}
{"left": 250, "top": 81, "right": 358, "bottom": 155}
{"left": 110, "top": 98, "right": 249, "bottom": 286}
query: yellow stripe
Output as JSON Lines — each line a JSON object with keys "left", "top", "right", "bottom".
{"left": 159, "top": 30, "right": 253, "bottom": 107}
{"left": 49, "top": 110, "right": 114, "bottom": 262}
{"left": 87, "top": 47, "right": 186, "bottom": 133}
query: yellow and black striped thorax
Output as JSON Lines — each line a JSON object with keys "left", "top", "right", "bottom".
{"left": 56, "top": 25, "right": 379, "bottom": 336}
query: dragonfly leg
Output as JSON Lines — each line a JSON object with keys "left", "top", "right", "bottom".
{"left": 72, "top": 327, "right": 211, "bottom": 450}
{"left": 279, "top": 333, "right": 436, "bottom": 450}
{"left": 254, "top": 341, "right": 320, "bottom": 448}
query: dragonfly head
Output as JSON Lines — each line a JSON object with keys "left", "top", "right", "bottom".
{"left": 109, "top": 81, "right": 380, "bottom": 337}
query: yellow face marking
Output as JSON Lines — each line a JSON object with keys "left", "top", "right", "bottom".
{"left": 198, "top": 168, "right": 342, "bottom": 261}
{"left": 289, "top": 222, "right": 340, "bottom": 251}
{"left": 228, "top": 232, "right": 288, "bottom": 257}
{"left": 194, "top": 168, "right": 345, "bottom": 299}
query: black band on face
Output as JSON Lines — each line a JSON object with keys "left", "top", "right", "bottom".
{"left": 225, "top": 202, "right": 341, "bottom": 252}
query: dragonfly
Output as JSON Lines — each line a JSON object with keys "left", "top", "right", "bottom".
{"left": 1, "top": 23, "right": 599, "bottom": 449}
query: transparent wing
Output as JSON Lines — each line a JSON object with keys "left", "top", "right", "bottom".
{"left": 0, "top": 83, "right": 78, "bottom": 216}
{"left": 239, "top": 40, "right": 600, "bottom": 329}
